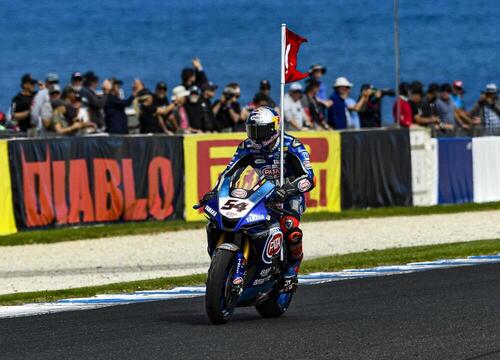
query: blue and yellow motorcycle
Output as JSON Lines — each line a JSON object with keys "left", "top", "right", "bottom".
{"left": 195, "top": 166, "right": 294, "bottom": 324}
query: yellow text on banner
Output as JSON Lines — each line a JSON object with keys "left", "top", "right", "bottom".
{"left": 0, "top": 141, "right": 17, "bottom": 235}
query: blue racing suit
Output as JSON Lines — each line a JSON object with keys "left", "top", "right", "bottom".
{"left": 216, "top": 133, "right": 315, "bottom": 216}
{"left": 210, "top": 133, "right": 315, "bottom": 274}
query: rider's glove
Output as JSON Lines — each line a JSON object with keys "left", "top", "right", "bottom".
{"left": 201, "top": 190, "right": 217, "bottom": 204}
{"left": 271, "top": 187, "right": 287, "bottom": 203}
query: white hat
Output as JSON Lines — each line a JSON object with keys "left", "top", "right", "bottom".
{"left": 289, "top": 82, "right": 303, "bottom": 92}
{"left": 333, "top": 77, "right": 353, "bottom": 88}
{"left": 171, "top": 85, "right": 190, "bottom": 101}
{"left": 484, "top": 83, "right": 498, "bottom": 94}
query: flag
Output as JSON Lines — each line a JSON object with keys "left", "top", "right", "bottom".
{"left": 284, "top": 28, "right": 308, "bottom": 83}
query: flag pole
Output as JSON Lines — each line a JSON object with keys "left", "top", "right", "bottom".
{"left": 279, "top": 23, "right": 286, "bottom": 186}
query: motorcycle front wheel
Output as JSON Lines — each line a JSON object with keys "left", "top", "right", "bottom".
{"left": 205, "top": 249, "right": 237, "bottom": 325}
{"left": 255, "top": 286, "right": 294, "bottom": 318}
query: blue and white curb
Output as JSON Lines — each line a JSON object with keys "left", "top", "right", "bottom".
{"left": 1, "top": 255, "right": 499, "bottom": 319}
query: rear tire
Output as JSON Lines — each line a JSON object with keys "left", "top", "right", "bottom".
{"left": 255, "top": 286, "right": 294, "bottom": 318}
{"left": 205, "top": 249, "right": 237, "bottom": 324}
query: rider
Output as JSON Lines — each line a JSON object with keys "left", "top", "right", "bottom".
{"left": 201, "top": 106, "right": 315, "bottom": 288}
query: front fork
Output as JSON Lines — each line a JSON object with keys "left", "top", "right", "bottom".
{"left": 231, "top": 237, "right": 250, "bottom": 296}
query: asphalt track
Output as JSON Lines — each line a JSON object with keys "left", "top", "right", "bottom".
{"left": 1, "top": 264, "right": 499, "bottom": 360}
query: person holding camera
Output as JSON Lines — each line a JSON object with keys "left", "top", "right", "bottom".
{"left": 470, "top": 84, "right": 500, "bottom": 131}
{"left": 212, "top": 83, "right": 241, "bottom": 132}
{"left": 358, "top": 84, "right": 395, "bottom": 128}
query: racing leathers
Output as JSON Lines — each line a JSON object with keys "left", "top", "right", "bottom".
{"left": 206, "top": 133, "right": 315, "bottom": 276}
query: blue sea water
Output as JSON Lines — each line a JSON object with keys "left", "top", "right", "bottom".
{"left": 1, "top": 0, "right": 499, "bottom": 123}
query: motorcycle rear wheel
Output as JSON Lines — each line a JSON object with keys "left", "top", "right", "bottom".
{"left": 205, "top": 249, "right": 237, "bottom": 324}
{"left": 255, "top": 286, "right": 294, "bottom": 318}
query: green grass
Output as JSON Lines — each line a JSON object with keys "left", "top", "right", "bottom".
{"left": 1, "top": 238, "right": 499, "bottom": 306}
{"left": 2, "top": 201, "right": 500, "bottom": 247}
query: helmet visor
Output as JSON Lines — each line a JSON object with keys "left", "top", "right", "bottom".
{"left": 246, "top": 123, "right": 275, "bottom": 141}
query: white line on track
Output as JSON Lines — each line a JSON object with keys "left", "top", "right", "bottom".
{"left": 1, "top": 255, "right": 499, "bottom": 319}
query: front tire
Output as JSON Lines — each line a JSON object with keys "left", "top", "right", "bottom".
{"left": 205, "top": 249, "right": 237, "bottom": 324}
{"left": 255, "top": 287, "right": 294, "bottom": 318}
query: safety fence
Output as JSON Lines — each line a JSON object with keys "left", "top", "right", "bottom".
{"left": 0, "top": 128, "right": 498, "bottom": 236}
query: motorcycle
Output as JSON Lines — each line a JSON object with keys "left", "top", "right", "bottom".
{"left": 194, "top": 166, "right": 295, "bottom": 324}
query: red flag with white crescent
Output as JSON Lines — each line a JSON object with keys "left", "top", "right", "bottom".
{"left": 284, "top": 28, "right": 308, "bottom": 83}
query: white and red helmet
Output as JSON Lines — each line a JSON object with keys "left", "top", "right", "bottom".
{"left": 245, "top": 106, "right": 280, "bottom": 144}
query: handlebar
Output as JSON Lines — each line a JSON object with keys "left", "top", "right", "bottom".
{"left": 193, "top": 203, "right": 203, "bottom": 210}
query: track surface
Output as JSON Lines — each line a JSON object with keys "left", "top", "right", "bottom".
{"left": 1, "top": 264, "right": 500, "bottom": 360}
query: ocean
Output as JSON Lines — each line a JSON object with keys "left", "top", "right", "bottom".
{"left": 1, "top": 0, "right": 499, "bottom": 123}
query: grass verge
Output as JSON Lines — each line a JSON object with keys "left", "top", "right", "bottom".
{"left": 1, "top": 238, "right": 499, "bottom": 306}
{"left": 2, "top": 201, "right": 500, "bottom": 247}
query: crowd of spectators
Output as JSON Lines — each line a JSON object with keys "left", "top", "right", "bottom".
{"left": 2, "top": 58, "right": 499, "bottom": 136}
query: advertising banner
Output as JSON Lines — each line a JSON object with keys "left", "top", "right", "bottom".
{"left": 341, "top": 129, "right": 413, "bottom": 209}
{"left": 410, "top": 128, "right": 438, "bottom": 206}
{"left": 437, "top": 137, "right": 473, "bottom": 204}
{"left": 184, "top": 132, "right": 341, "bottom": 221}
{"left": 472, "top": 137, "right": 500, "bottom": 203}
{"left": 0, "top": 140, "right": 17, "bottom": 235}
{"left": 8, "top": 136, "right": 184, "bottom": 229}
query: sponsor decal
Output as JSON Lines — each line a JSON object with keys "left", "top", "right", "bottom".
{"left": 245, "top": 213, "right": 265, "bottom": 223}
{"left": 292, "top": 138, "right": 301, "bottom": 147}
{"left": 262, "top": 232, "right": 283, "bottom": 264}
{"left": 233, "top": 277, "right": 243, "bottom": 285}
{"left": 218, "top": 243, "right": 239, "bottom": 251}
{"left": 260, "top": 267, "right": 272, "bottom": 277}
{"left": 303, "top": 160, "right": 312, "bottom": 169}
{"left": 205, "top": 205, "right": 217, "bottom": 217}
{"left": 261, "top": 166, "right": 281, "bottom": 177}
{"left": 298, "top": 178, "right": 311, "bottom": 192}
{"left": 253, "top": 275, "right": 272, "bottom": 286}
{"left": 231, "top": 189, "right": 248, "bottom": 198}
{"left": 300, "top": 151, "right": 310, "bottom": 160}
{"left": 255, "top": 159, "right": 266, "bottom": 164}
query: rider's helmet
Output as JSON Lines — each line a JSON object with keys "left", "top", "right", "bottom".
{"left": 245, "top": 106, "right": 280, "bottom": 146}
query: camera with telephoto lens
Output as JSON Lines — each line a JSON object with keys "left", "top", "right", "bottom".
{"left": 372, "top": 88, "right": 396, "bottom": 97}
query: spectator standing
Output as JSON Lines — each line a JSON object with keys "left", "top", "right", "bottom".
{"left": 200, "top": 82, "right": 218, "bottom": 132}
{"left": 328, "top": 77, "right": 353, "bottom": 130}
{"left": 392, "top": 82, "right": 413, "bottom": 127}
{"left": 153, "top": 82, "right": 176, "bottom": 134}
{"left": 185, "top": 86, "right": 205, "bottom": 133}
{"left": 301, "top": 79, "right": 329, "bottom": 129}
{"left": 241, "top": 92, "right": 272, "bottom": 122}
{"left": 284, "top": 82, "right": 310, "bottom": 131}
{"left": 257, "top": 80, "right": 277, "bottom": 108}
{"left": 11, "top": 74, "right": 37, "bottom": 132}
{"left": 470, "top": 84, "right": 500, "bottom": 131}
{"left": 345, "top": 86, "right": 369, "bottom": 129}
{"left": 451, "top": 80, "right": 473, "bottom": 127}
{"left": 181, "top": 58, "right": 209, "bottom": 89}
{"left": 213, "top": 84, "right": 241, "bottom": 132}
{"left": 308, "top": 64, "right": 332, "bottom": 109}
{"left": 169, "top": 85, "right": 191, "bottom": 134}
{"left": 48, "top": 85, "right": 95, "bottom": 136}
{"left": 420, "top": 83, "right": 441, "bottom": 127}
{"left": 435, "top": 83, "right": 457, "bottom": 129}
{"left": 80, "top": 71, "right": 111, "bottom": 129}
{"left": 104, "top": 78, "right": 136, "bottom": 134}
{"left": 136, "top": 87, "right": 173, "bottom": 134}
{"left": 31, "top": 72, "right": 59, "bottom": 133}
{"left": 409, "top": 81, "right": 439, "bottom": 127}
{"left": 70, "top": 72, "right": 83, "bottom": 93}
{"left": 358, "top": 84, "right": 383, "bottom": 128}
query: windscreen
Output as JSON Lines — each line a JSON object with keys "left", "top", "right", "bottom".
{"left": 231, "top": 166, "right": 263, "bottom": 192}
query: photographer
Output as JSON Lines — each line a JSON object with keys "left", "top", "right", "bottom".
{"left": 470, "top": 84, "right": 500, "bottom": 131}
{"left": 358, "top": 84, "right": 395, "bottom": 128}
{"left": 213, "top": 83, "right": 241, "bottom": 132}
